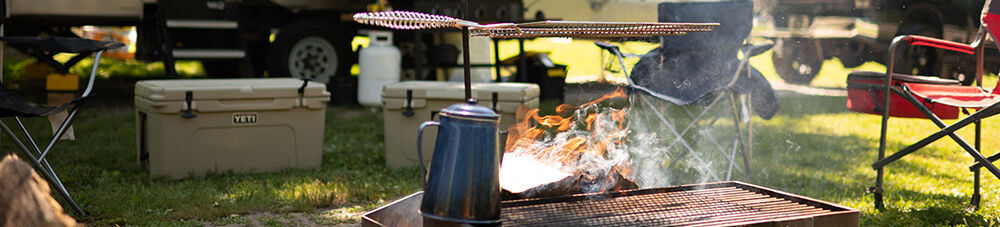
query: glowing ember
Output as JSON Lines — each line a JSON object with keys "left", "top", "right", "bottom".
{"left": 500, "top": 87, "right": 635, "bottom": 196}
{"left": 499, "top": 153, "right": 572, "bottom": 194}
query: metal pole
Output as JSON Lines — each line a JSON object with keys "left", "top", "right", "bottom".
{"left": 463, "top": 27, "right": 472, "bottom": 103}
{"left": 462, "top": 0, "right": 472, "bottom": 102}
{"left": 518, "top": 39, "right": 526, "bottom": 82}
{"left": 493, "top": 39, "right": 501, "bottom": 82}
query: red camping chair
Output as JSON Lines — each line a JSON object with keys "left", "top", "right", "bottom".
{"left": 862, "top": 0, "right": 1000, "bottom": 210}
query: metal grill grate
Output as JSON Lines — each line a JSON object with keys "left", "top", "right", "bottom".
{"left": 499, "top": 182, "right": 856, "bottom": 226}
{"left": 360, "top": 181, "right": 858, "bottom": 227}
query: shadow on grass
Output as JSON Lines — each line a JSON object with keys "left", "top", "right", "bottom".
{"left": 872, "top": 188, "right": 998, "bottom": 226}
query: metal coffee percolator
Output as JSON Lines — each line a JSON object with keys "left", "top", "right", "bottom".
{"left": 416, "top": 100, "right": 502, "bottom": 225}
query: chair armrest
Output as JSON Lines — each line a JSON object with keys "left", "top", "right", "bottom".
{"left": 899, "top": 35, "right": 975, "bottom": 54}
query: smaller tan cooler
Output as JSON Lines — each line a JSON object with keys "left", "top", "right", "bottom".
{"left": 135, "top": 79, "right": 330, "bottom": 179}
{"left": 382, "top": 81, "right": 540, "bottom": 168}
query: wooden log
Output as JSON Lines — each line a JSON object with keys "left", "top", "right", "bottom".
{"left": 0, "top": 154, "right": 77, "bottom": 227}
{"left": 500, "top": 153, "right": 637, "bottom": 200}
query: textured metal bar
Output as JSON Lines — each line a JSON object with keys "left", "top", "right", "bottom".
{"left": 353, "top": 11, "right": 717, "bottom": 39}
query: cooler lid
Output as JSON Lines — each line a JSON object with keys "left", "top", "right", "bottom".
{"left": 135, "top": 78, "right": 329, "bottom": 101}
{"left": 382, "top": 81, "right": 539, "bottom": 102}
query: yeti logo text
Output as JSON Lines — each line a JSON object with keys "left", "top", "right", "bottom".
{"left": 233, "top": 113, "right": 258, "bottom": 125}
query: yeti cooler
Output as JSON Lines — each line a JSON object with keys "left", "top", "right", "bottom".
{"left": 382, "top": 81, "right": 540, "bottom": 168}
{"left": 135, "top": 78, "right": 330, "bottom": 179}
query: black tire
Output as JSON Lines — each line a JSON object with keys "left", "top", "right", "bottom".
{"left": 773, "top": 38, "right": 823, "bottom": 85}
{"left": 830, "top": 40, "right": 871, "bottom": 68}
{"left": 938, "top": 58, "right": 977, "bottom": 85}
{"left": 892, "top": 23, "right": 942, "bottom": 76}
{"left": 268, "top": 19, "right": 352, "bottom": 85}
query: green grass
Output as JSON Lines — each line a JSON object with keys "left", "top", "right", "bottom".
{"left": 12, "top": 87, "right": 1000, "bottom": 225}
{"left": 2, "top": 106, "right": 421, "bottom": 225}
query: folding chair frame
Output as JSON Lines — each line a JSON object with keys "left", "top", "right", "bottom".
{"left": 636, "top": 91, "right": 750, "bottom": 181}
{"left": 0, "top": 50, "right": 106, "bottom": 216}
{"left": 870, "top": 28, "right": 1000, "bottom": 210}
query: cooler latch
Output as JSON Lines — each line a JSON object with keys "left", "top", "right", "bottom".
{"left": 403, "top": 89, "right": 415, "bottom": 117}
{"left": 297, "top": 78, "right": 311, "bottom": 107}
{"left": 182, "top": 91, "right": 198, "bottom": 119}
{"left": 297, "top": 78, "right": 310, "bottom": 95}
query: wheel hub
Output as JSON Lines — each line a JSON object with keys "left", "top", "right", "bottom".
{"left": 288, "top": 36, "right": 337, "bottom": 83}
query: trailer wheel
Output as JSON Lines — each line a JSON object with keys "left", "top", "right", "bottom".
{"left": 773, "top": 38, "right": 822, "bottom": 85}
{"left": 268, "top": 20, "right": 351, "bottom": 85}
{"left": 830, "top": 40, "right": 870, "bottom": 68}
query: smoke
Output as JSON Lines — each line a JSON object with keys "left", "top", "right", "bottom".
{"left": 505, "top": 87, "right": 748, "bottom": 195}
{"left": 624, "top": 92, "right": 747, "bottom": 188}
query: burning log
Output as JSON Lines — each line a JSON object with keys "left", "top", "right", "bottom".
{"left": 500, "top": 153, "right": 637, "bottom": 200}
{"left": 499, "top": 88, "right": 638, "bottom": 199}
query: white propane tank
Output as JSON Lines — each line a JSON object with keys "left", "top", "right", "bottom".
{"left": 358, "top": 30, "right": 401, "bottom": 107}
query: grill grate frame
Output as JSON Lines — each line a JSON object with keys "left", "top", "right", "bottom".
{"left": 499, "top": 181, "right": 858, "bottom": 226}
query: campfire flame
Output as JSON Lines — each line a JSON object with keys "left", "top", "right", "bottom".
{"left": 502, "top": 88, "right": 634, "bottom": 195}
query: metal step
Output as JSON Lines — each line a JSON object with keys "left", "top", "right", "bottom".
{"left": 172, "top": 49, "right": 245, "bottom": 59}
{"left": 166, "top": 20, "right": 238, "bottom": 29}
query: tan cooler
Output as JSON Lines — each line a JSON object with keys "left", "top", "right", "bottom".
{"left": 382, "top": 81, "right": 540, "bottom": 168}
{"left": 134, "top": 78, "right": 330, "bottom": 179}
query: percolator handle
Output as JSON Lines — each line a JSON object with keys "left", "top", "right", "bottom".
{"left": 417, "top": 121, "right": 440, "bottom": 188}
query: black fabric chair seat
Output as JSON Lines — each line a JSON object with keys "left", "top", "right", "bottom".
{"left": 0, "top": 87, "right": 92, "bottom": 117}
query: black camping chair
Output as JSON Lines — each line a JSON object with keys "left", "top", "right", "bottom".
{"left": 0, "top": 36, "right": 123, "bottom": 216}
{"left": 597, "top": 0, "right": 779, "bottom": 181}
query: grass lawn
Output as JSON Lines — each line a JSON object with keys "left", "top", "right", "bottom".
{"left": 6, "top": 51, "right": 1000, "bottom": 225}
{"left": 3, "top": 104, "right": 422, "bottom": 225}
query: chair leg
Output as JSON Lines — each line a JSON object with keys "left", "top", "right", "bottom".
{"left": 11, "top": 117, "right": 74, "bottom": 205}
{"left": 639, "top": 95, "right": 721, "bottom": 181}
{"left": 873, "top": 158, "right": 885, "bottom": 211}
{"left": 0, "top": 119, "right": 87, "bottom": 216}
{"left": 972, "top": 119, "right": 982, "bottom": 209}
{"left": 744, "top": 94, "right": 753, "bottom": 178}
{"left": 973, "top": 168, "right": 982, "bottom": 209}
{"left": 727, "top": 92, "right": 744, "bottom": 180}
{"left": 873, "top": 101, "right": 889, "bottom": 211}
